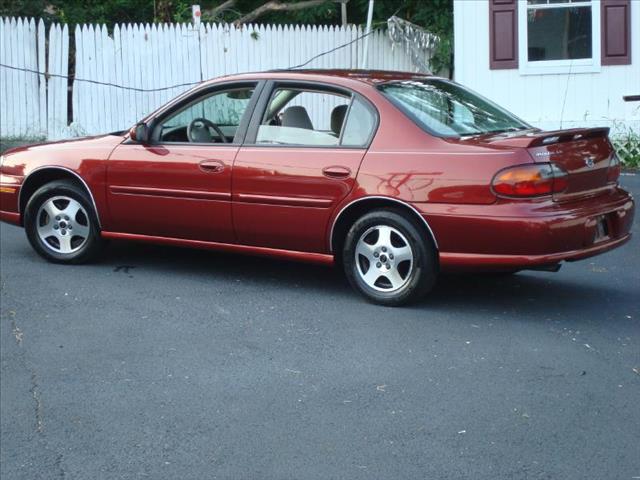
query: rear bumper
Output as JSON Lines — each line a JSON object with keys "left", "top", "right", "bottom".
{"left": 439, "top": 233, "right": 631, "bottom": 271}
{"left": 419, "top": 187, "right": 635, "bottom": 272}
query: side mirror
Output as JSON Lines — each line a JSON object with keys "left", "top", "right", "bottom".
{"left": 129, "top": 122, "right": 150, "bottom": 143}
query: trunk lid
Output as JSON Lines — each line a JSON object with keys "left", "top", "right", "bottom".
{"left": 469, "top": 127, "right": 615, "bottom": 201}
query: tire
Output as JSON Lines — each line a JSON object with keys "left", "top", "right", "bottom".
{"left": 24, "top": 180, "right": 106, "bottom": 264}
{"left": 342, "top": 209, "right": 438, "bottom": 306}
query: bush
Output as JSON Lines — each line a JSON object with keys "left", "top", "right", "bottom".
{"left": 0, "top": 136, "right": 45, "bottom": 154}
{"left": 612, "top": 127, "right": 640, "bottom": 169}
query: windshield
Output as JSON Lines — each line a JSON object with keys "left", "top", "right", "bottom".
{"left": 378, "top": 79, "right": 530, "bottom": 137}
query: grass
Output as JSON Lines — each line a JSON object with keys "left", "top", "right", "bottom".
{"left": 0, "top": 136, "right": 45, "bottom": 154}
{"left": 611, "top": 128, "right": 640, "bottom": 170}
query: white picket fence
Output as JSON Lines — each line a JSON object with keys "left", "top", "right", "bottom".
{"left": 0, "top": 17, "right": 416, "bottom": 140}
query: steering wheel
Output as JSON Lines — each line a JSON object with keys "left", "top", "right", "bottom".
{"left": 187, "top": 118, "right": 229, "bottom": 143}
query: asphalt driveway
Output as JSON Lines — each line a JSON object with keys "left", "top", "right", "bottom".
{"left": 1, "top": 175, "right": 639, "bottom": 480}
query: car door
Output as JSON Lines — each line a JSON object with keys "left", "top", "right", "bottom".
{"left": 232, "top": 81, "right": 378, "bottom": 252}
{"left": 106, "top": 81, "right": 262, "bottom": 242}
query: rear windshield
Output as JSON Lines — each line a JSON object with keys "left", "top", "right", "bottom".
{"left": 377, "top": 79, "right": 530, "bottom": 137}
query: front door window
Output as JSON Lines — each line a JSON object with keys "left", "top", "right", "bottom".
{"left": 157, "top": 86, "right": 256, "bottom": 144}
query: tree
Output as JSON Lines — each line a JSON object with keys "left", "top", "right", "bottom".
{"left": 192, "top": 0, "right": 335, "bottom": 25}
{"left": 349, "top": 0, "right": 453, "bottom": 74}
{"left": 0, "top": 0, "right": 155, "bottom": 25}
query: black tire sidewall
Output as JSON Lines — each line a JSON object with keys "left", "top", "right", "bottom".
{"left": 342, "top": 209, "right": 438, "bottom": 306}
{"left": 24, "top": 180, "right": 102, "bottom": 264}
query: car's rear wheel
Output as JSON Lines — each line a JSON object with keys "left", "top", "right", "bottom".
{"left": 24, "top": 180, "right": 105, "bottom": 264}
{"left": 342, "top": 209, "right": 438, "bottom": 306}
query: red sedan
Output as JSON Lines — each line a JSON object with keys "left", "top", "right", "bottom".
{"left": 0, "top": 70, "right": 634, "bottom": 305}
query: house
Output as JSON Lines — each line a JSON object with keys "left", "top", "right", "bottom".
{"left": 453, "top": 0, "right": 639, "bottom": 134}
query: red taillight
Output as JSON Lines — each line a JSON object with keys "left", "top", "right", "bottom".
{"left": 607, "top": 152, "right": 621, "bottom": 184}
{"left": 492, "top": 163, "right": 568, "bottom": 198}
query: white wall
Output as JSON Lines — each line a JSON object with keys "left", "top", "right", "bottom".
{"left": 453, "top": 0, "right": 640, "bottom": 135}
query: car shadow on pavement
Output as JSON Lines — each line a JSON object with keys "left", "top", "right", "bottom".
{"left": 427, "top": 271, "right": 624, "bottom": 317}
{"left": 97, "top": 240, "right": 628, "bottom": 315}
{"left": 100, "top": 240, "right": 349, "bottom": 294}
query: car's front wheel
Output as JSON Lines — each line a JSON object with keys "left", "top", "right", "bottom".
{"left": 24, "top": 180, "right": 105, "bottom": 264}
{"left": 342, "top": 209, "right": 438, "bottom": 306}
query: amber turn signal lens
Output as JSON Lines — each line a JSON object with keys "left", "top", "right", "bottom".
{"left": 492, "top": 163, "right": 568, "bottom": 198}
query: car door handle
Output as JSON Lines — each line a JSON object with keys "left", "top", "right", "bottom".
{"left": 322, "top": 166, "right": 351, "bottom": 179}
{"left": 199, "top": 160, "right": 225, "bottom": 173}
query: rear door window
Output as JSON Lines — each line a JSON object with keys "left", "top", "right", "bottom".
{"left": 341, "top": 97, "right": 376, "bottom": 146}
{"left": 254, "top": 86, "right": 376, "bottom": 147}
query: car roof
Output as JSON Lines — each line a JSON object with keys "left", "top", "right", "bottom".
{"left": 201, "top": 69, "right": 436, "bottom": 88}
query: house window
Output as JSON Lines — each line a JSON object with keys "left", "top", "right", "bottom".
{"left": 488, "top": 0, "right": 631, "bottom": 71}
{"left": 518, "top": 0, "right": 601, "bottom": 74}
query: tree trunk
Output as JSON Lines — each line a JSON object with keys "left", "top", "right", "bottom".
{"left": 234, "top": 0, "right": 328, "bottom": 25}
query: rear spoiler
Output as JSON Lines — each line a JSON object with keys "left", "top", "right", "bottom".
{"left": 528, "top": 127, "right": 610, "bottom": 148}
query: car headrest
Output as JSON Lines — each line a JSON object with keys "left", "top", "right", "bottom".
{"left": 282, "top": 106, "right": 313, "bottom": 130}
{"left": 331, "top": 104, "right": 349, "bottom": 135}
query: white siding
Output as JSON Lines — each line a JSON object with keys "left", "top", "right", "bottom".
{"left": 453, "top": 0, "right": 640, "bottom": 134}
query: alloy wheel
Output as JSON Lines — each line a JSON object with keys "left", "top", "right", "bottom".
{"left": 36, "top": 196, "right": 91, "bottom": 254}
{"left": 355, "top": 225, "right": 414, "bottom": 292}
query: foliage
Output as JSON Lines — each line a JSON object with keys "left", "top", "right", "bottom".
{"left": 175, "top": 0, "right": 337, "bottom": 25}
{"left": 0, "top": 0, "right": 49, "bottom": 20}
{"left": 0, "top": 0, "right": 154, "bottom": 25}
{"left": 0, "top": 136, "right": 45, "bottom": 154}
{"left": 612, "top": 126, "right": 640, "bottom": 169}
{"left": 350, "top": 0, "right": 453, "bottom": 74}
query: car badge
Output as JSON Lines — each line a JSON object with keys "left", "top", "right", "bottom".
{"left": 585, "top": 157, "right": 595, "bottom": 168}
